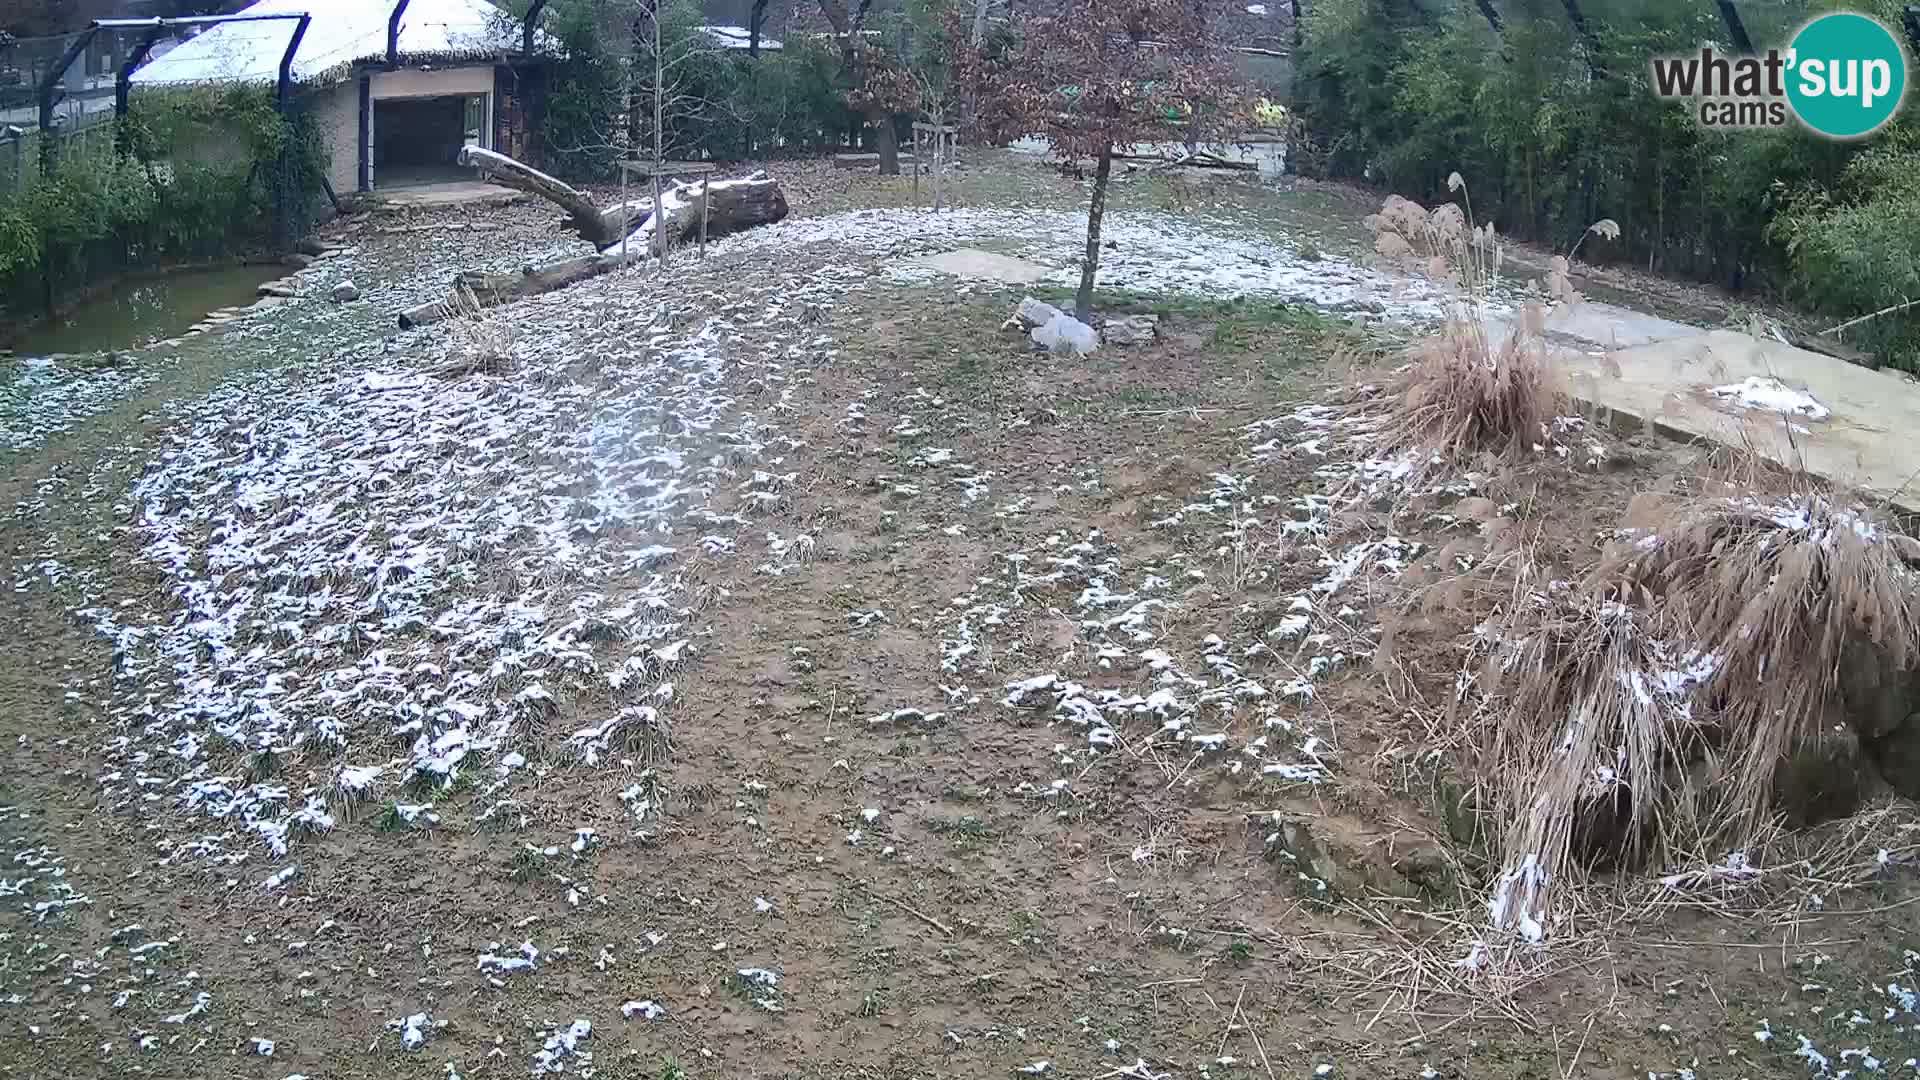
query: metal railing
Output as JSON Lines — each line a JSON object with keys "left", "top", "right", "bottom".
{"left": 0, "top": 106, "right": 116, "bottom": 193}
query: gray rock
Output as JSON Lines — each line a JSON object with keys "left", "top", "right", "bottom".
{"left": 295, "top": 236, "right": 328, "bottom": 257}
{"left": 1868, "top": 713, "right": 1920, "bottom": 800}
{"left": 1778, "top": 727, "right": 1871, "bottom": 827}
{"left": 258, "top": 282, "right": 299, "bottom": 299}
{"left": 331, "top": 281, "right": 361, "bottom": 303}
{"left": 1890, "top": 533, "right": 1920, "bottom": 567}
{"left": 1008, "top": 296, "right": 1063, "bottom": 331}
{"left": 1102, "top": 313, "right": 1160, "bottom": 346}
{"left": 282, "top": 252, "right": 315, "bottom": 269}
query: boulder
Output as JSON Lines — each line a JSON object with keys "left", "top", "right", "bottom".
{"left": 295, "top": 236, "right": 329, "bottom": 257}
{"left": 1031, "top": 313, "right": 1099, "bottom": 356}
{"left": 1776, "top": 727, "right": 1872, "bottom": 827}
{"left": 1102, "top": 313, "right": 1160, "bottom": 346}
{"left": 1839, "top": 640, "right": 1914, "bottom": 741}
{"left": 1890, "top": 533, "right": 1920, "bottom": 568}
{"left": 258, "top": 282, "right": 299, "bottom": 299}
{"left": 282, "top": 252, "right": 315, "bottom": 269}
{"left": 1868, "top": 714, "right": 1920, "bottom": 800}
{"left": 1006, "top": 296, "right": 1063, "bottom": 332}
{"left": 331, "top": 281, "right": 361, "bottom": 303}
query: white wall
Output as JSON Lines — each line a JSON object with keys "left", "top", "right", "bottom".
{"left": 310, "top": 81, "right": 358, "bottom": 195}
{"left": 306, "top": 67, "right": 496, "bottom": 192}
{"left": 371, "top": 66, "right": 493, "bottom": 100}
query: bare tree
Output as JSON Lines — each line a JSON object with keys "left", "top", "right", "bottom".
{"left": 960, "top": 0, "right": 1254, "bottom": 319}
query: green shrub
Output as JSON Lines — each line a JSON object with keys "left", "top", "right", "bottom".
{"left": 1293, "top": 0, "right": 1920, "bottom": 367}
{"left": 0, "top": 85, "right": 323, "bottom": 317}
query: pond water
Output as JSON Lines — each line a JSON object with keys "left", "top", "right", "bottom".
{"left": 5, "top": 264, "right": 284, "bottom": 357}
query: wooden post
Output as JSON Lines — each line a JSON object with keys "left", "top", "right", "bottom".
{"left": 620, "top": 159, "right": 630, "bottom": 265}
{"left": 913, "top": 122, "right": 957, "bottom": 213}
{"left": 618, "top": 159, "right": 719, "bottom": 265}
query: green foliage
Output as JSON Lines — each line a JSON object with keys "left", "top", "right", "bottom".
{"left": 524, "top": 0, "right": 857, "bottom": 178}
{"left": 0, "top": 85, "right": 324, "bottom": 317}
{"left": 1772, "top": 131, "right": 1920, "bottom": 365}
{"left": 1295, "top": 0, "right": 1920, "bottom": 367}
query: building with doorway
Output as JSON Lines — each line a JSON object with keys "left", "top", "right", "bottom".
{"left": 130, "top": 0, "right": 551, "bottom": 195}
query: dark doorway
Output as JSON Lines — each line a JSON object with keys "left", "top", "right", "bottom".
{"left": 373, "top": 94, "right": 475, "bottom": 187}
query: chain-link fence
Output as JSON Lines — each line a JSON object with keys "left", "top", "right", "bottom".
{"left": 0, "top": 111, "right": 118, "bottom": 194}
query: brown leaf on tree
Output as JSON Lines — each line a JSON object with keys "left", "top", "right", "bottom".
{"left": 950, "top": 0, "right": 1255, "bottom": 318}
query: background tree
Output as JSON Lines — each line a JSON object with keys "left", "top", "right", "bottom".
{"left": 960, "top": 0, "right": 1255, "bottom": 320}
{"left": 1290, "top": 0, "right": 1920, "bottom": 367}
{"left": 818, "top": 0, "right": 904, "bottom": 174}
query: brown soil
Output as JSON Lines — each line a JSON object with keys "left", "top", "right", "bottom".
{"left": 0, "top": 161, "right": 1915, "bottom": 1080}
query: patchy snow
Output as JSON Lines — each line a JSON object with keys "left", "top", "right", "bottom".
{"left": 133, "top": 0, "right": 545, "bottom": 88}
{"left": 717, "top": 207, "right": 1491, "bottom": 321}
{"left": 1708, "top": 376, "right": 1831, "bottom": 421}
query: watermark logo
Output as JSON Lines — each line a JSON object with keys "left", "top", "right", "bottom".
{"left": 1650, "top": 11, "right": 1907, "bottom": 139}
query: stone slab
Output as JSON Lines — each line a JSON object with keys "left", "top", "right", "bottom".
{"left": 371, "top": 182, "right": 524, "bottom": 210}
{"left": 907, "top": 248, "right": 1055, "bottom": 285}
{"left": 1557, "top": 328, "right": 1920, "bottom": 515}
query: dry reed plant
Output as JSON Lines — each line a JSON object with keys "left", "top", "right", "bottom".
{"left": 1471, "top": 586, "right": 1719, "bottom": 941}
{"left": 1362, "top": 177, "right": 1568, "bottom": 467}
{"left": 1472, "top": 480, "right": 1920, "bottom": 940}
{"left": 436, "top": 283, "right": 515, "bottom": 378}
{"left": 1596, "top": 488, "right": 1919, "bottom": 836}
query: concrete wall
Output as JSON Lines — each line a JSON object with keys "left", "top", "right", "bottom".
{"left": 309, "top": 81, "right": 358, "bottom": 195}
{"left": 307, "top": 66, "right": 496, "bottom": 192}
{"left": 371, "top": 67, "right": 493, "bottom": 101}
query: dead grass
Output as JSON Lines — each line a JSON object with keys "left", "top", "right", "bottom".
{"left": 1596, "top": 488, "right": 1919, "bottom": 835}
{"left": 1465, "top": 479, "right": 1920, "bottom": 937}
{"left": 435, "top": 283, "right": 515, "bottom": 378}
{"left": 1360, "top": 186, "right": 1566, "bottom": 467}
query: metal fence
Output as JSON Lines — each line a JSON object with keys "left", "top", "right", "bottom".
{"left": 0, "top": 107, "right": 118, "bottom": 194}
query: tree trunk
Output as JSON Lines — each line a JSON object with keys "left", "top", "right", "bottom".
{"left": 750, "top": 0, "right": 772, "bottom": 58}
{"left": 453, "top": 143, "right": 787, "bottom": 244}
{"left": 1474, "top": 0, "right": 1502, "bottom": 33}
{"left": 395, "top": 173, "right": 789, "bottom": 328}
{"left": 873, "top": 110, "right": 899, "bottom": 175}
{"left": 1716, "top": 0, "right": 1753, "bottom": 53}
{"left": 1075, "top": 142, "right": 1113, "bottom": 322}
{"left": 971, "top": 0, "right": 991, "bottom": 43}
{"left": 1560, "top": 0, "right": 1603, "bottom": 81}
{"left": 457, "top": 146, "right": 629, "bottom": 246}
{"left": 644, "top": 173, "right": 791, "bottom": 256}
{"left": 398, "top": 255, "right": 623, "bottom": 328}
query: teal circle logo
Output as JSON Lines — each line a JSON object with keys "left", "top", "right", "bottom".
{"left": 1786, "top": 12, "right": 1907, "bottom": 139}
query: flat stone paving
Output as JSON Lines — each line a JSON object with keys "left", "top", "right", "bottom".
{"left": 371, "top": 182, "right": 524, "bottom": 209}
{"left": 1512, "top": 300, "right": 1920, "bottom": 514}
{"left": 907, "top": 248, "right": 1057, "bottom": 284}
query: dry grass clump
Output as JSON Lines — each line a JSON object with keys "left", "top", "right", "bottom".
{"left": 1363, "top": 178, "right": 1568, "bottom": 466}
{"left": 1597, "top": 489, "right": 1918, "bottom": 832}
{"left": 1474, "top": 482, "right": 1920, "bottom": 937}
{"left": 1385, "top": 308, "right": 1563, "bottom": 461}
{"left": 436, "top": 283, "right": 515, "bottom": 378}
{"left": 1473, "top": 588, "right": 1717, "bottom": 939}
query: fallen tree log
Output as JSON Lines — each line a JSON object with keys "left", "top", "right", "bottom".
{"left": 398, "top": 254, "right": 623, "bottom": 329}
{"left": 396, "top": 151, "right": 793, "bottom": 328}
{"left": 453, "top": 147, "right": 790, "bottom": 252}
{"left": 638, "top": 173, "right": 791, "bottom": 255}
{"left": 456, "top": 146, "right": 642, "bottom": 248}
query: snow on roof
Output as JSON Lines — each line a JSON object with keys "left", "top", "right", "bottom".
{"left": 699, "top": 25, "right": 782, "bottom": 51}
{"left": 131, "top": 0, "right": 536, "bottom": 89}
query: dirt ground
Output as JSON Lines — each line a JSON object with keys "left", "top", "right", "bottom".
{"left": 0, "top": 153, "right": 1915, "bottom": 1080}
